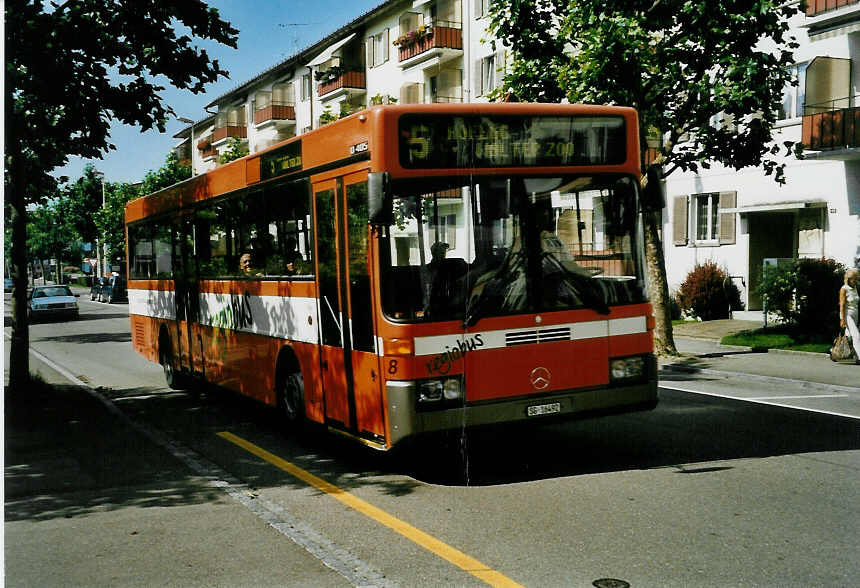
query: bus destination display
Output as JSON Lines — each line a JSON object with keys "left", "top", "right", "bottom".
{"left": 398, "top": 114, "right": 626, "bottom": 169}
{"left": 261, "top": 140, "right": 303, "bottom": 180}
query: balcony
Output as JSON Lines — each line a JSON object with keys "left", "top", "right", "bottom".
{"left": 212, "top": 125, "right": 247, "bottom": 145}
{"left": 801, "top": 97, "right": 860, "bottom": 159}
{"left": 197, "top": 138, "right": 217, "bottom": 160}
{"left": 254, "top": 103, "right": 296, "bottom": 127}
{"left": 806, "top": 0, "right": 858, "bottom": 17}
{"left": 317, "top": 69, "right": 366, "bottom": 101}
{"left": 397, "top": 23, "right": 463, "bottom": 70}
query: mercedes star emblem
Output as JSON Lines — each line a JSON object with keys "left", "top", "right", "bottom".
{"left": 530, "top": 367, "right": 551, "bottom": 390}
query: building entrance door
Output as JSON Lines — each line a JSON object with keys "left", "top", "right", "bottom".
{"left": 748, "top": 212, "right": 795, "bottom": 310}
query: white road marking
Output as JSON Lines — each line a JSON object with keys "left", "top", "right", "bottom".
{"left": 659, "top": 383, "right": 860, "bottom": 421}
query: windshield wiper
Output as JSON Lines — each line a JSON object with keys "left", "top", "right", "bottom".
{"left": 541, "top": 251, "right": 610, "bottom": 315}
{"left": 463, "top": 249, "right": 525, "bottom": 328}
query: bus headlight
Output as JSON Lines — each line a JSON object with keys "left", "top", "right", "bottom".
{"left": 417, "top": 376, "right": 464, "bottom": 409}
{"left": 610, "top": 356, "right": 645, "bottom": 382}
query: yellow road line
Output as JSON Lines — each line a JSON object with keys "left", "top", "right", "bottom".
{"left": 217, "top": 431, "right": 524, "bottom": 588}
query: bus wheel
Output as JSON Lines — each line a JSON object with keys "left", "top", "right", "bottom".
{"left": 159, "top": 336, "right": 181, "bottom": 390}
{"left": 277, "top": 369, "right": 305, "bottom": 426}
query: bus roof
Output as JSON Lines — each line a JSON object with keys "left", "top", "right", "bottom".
{"left": 126, "top": 103, "right": 641, "bottom": 224}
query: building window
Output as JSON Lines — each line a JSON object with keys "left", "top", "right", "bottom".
{"left": 694, "top": 193, "right": 719, "bottom": 242}
{"left": 474, "top": 51, "right": 504, "bottom": 97}
{"left": 474, "top": 0, "right": 491, "bottom": 18}
{"left": 366, "top": 29, "right": 389, "bottom": 68}
{"left": 779, "top": 63, "right": 807, "bottom": 120}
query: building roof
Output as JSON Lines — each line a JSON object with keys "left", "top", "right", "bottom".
{"left": 204, "top": 0, "right": 397, "bottom": 110}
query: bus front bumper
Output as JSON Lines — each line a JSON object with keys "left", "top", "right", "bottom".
{"left": 385, "top": 378, "right": 658, "bottom": 448}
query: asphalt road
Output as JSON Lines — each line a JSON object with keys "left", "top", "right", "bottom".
{"left": 5, "top": 290, "right": 860, "bottom": 587}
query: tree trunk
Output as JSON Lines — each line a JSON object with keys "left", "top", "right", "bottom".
{"left": 8, "top": 153, "right": 30, "bottom": 389}
{"left": 644, "top": 209, "right": 678, "bottom": 355}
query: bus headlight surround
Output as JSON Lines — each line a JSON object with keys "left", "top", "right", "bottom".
{"left": 416, "top": 376, "right": 464, "bottom": 410}
{"left": 609, "top": 355, "right": 645, "bottom": 382}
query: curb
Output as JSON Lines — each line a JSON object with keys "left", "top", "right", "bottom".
{"left": 658, "top": 362, "right": 860, "bottom": 395}
{"left": 674, "top": 336, "right": 831, "bottom": 359}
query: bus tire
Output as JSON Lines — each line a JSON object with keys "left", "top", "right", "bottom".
{"left": 276, "top": 353, "right": 305, "bottom": 428}
{"left": 159, "top": 331, "right": 182, "bottom": 390}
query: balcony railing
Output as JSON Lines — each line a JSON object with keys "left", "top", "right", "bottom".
{"left": 806, "top": 0, "right": 858, "bottom": 17}
{"left": 397, "top": 23, "right": 462, "bottom": 62}
{"left": 254, "top": 103, "right": 296, "bottom": 125}
{"left": 802, "top": 97, "right": 860, "bottom": 150}
{"left": 212, "top": 125, "right": 247, "bottom": 143}
{"left": 317, "top": 71, "right": 366, "bottom": 97}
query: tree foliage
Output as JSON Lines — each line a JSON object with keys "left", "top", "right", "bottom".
{"left": 489, "top": 0, "right": 802, "bottom": 179}
{"left": 27, "top": 199, "right": 77, "bottom": 283}
{"left": 218, "top": 137, "right": 250, "bottom": 165}
{"left": 488, "top": 0, "right": 803, "bottom": 353}
{"left": 5, "top": 0, "right": 238, "bottom": 387}
{"left": 140, "top": 150, "right": 193, "bottom": 195}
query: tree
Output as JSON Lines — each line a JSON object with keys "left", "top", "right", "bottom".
{"left": 27, "top": 200, "right": 77, "bottom": 284}
{"left": 488, "top": 0, "right": 802, "bottom": 354}
{"left": 5, "top": 0, "right": 238, "bottom": 388}
{"left": 95, "top": 181, "right": 142, "bottom": 269}
{"left": 218, "top": 137, "right": 250, "bottom": 165}
{"left": 140, "top": 150, "right": 192, "bottom": 196}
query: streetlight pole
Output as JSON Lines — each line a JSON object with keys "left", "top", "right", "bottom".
{"left": 176, "top": 116, "right": 196, "bottom": 176}
{"left": 92, "top": 170, "right": 107, "bottom": 278}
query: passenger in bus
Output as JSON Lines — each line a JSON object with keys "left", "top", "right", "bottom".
{"left": 284, "top": 236, "right": 303, "bottom": 275}
{"left": 239, "top": 252, "right": 264, "bottom": 277}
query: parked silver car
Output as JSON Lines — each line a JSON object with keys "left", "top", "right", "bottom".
{"left": 27, "top": 285, "right": 80, "bottom": 322}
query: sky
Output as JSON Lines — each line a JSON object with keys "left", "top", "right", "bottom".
{"left": 54, "top": 0, "right": 386, "bottom": 185}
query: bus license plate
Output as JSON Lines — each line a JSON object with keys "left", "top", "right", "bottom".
{"left": 527, "top": 402, "right": 561, "bottom": 417}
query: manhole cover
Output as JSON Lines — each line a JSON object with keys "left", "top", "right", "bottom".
{"left": 593, "top": 580, "right": 630, "bottom": 588}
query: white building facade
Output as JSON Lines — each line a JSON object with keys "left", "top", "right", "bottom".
{"left": 173, "top": 0, "right": 860, "bottom": 310}
{"left": 662, "top": 0, "right": 860, "bottom": 309}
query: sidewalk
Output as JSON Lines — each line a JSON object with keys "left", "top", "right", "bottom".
{"left": 663, "top": 317, "right": 859, "bottom": 393}
{"left": 3, "top": 340, "right": 351, "bottom": 587}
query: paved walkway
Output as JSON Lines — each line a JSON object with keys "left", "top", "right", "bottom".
{"left": 663, "top": 318, "right": 859, "bottom": 393}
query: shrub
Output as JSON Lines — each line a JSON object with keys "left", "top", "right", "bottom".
{"left": 757, "top": 257, "right": 845, "bottom": 336}
{"left": 677, "top": 262, "right": 743, "bottom": 321}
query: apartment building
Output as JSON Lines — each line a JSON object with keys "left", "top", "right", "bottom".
{"left": 173, "top": 0, "right": 502, "bottom": 171}
{"left": 173, "top": 0, "right": 860, "bottom": 310}
{"left": 662, "top": 0, "right": 860, "bottom": 309}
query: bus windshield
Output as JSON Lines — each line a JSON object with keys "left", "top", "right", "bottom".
{"left": 379, "top": 174, "right": 647, "bottom": 324}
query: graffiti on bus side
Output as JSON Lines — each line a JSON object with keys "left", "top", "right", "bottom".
{"left": 206, "top": 290, "right": 254, "bottom": 331}
{"left": 425, "top": 334, "right": 484, "bottom": 376}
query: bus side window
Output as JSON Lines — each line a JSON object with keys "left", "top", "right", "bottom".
{"left": 264, "top": 179, "right": 314, "bottom": 279}
{"left": 129, "top": 222, "right": 155, "bottom": 279}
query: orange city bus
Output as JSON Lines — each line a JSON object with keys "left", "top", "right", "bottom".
{"left": 126, "top": 103, "right": 662, "bottom": 450}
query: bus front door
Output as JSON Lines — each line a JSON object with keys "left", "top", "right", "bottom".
{"left": 314, "top": 174, "right": 384, "bottom": 444}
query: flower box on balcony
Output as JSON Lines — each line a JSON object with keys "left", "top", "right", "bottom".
{"left": 397, "top": 25, "right": 462, "bottom": 62}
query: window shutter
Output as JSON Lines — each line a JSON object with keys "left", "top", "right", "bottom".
{"left": 366, "top": 38, "right": 373, "bottom": 68}
{"left": 473, "top": 59, "right": 483, "bottom": 96}
{"left": 382, "top": 29, "right": 389, "bottom": 63}
{"left": 672, "top": 195, "right": 689, "bottom": 246}
{"left": 718, "top": 191, "right": 737, "bottom": 245}
{"left": 495, "top": 49, "right": 506, "bottom": 88}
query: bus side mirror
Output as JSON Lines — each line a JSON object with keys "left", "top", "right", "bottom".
{"left": 642, "top": 164, "right": 666, "bottom": 213}
{"left": 368, "top": 172, "right": 392, "bottom": 226}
